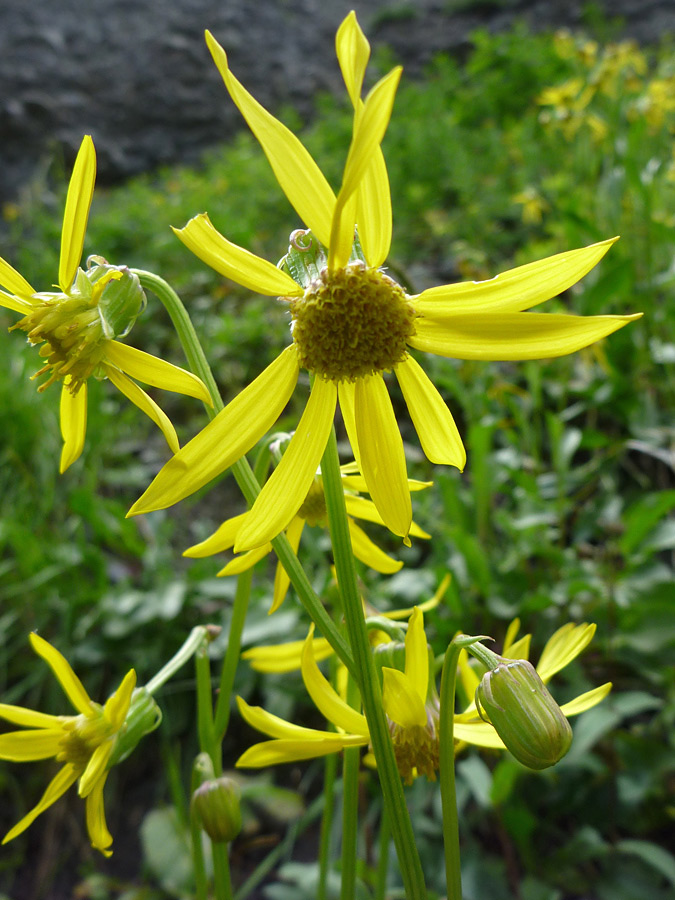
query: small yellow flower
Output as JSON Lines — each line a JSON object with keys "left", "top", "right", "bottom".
{"left": 512, "top": 186, "right": 549, "bottom": 224}
{"left": 129, "top": 13, "right": 640, "bottom": 546}
{"left": 0, "top": 135, "right": 212, "bottom": 471}
{"left": 184, "top": 461, "right": 430, "bottom": 614}
{"left": 0, "top": 634, "right": 138, "bottom": 856}
{"left": 235, "top": 612, "right": 610, "bottom": 782}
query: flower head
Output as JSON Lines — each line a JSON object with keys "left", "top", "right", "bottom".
{"left": 235, "top": 613, "right": 610, "bottom": 782}
{"left": 0, "top": 135, "right": 212, "bottom": 471}
{"left": 129, "top": 13, "right": 640, "bottom": 546}
{"left": 184, "top": 459, "right": 430, "bottom": 613}
{"left": 0, "top": 633, "right": 159, "bottom": 856}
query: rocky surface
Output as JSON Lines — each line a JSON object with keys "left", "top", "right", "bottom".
{"left": 1, "top": 0, "right": 673, "bottom": 203}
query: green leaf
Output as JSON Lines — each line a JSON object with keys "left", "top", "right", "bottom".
{"left": 616, "top": 840, "right": 675, "bottom": 887}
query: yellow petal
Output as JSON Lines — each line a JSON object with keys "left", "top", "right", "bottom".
{"left": 381, "top": 667, "right": 427, "bottom": 727}
{"left": 336, "top": 11, "right": 370, "bottom": 106}
{"left": 503, "top": 634, "right": 531, "bottom": 661}
{"left": 104, "top": 341, "right": 212, "bottom": 404}
{"left": 453, "top": 720, "right": 506, "bottom": 749}
{"left": 59, "top": 135, "right": 96, "bottom": 292}
{"left": 355, "top": 375, "right": 411, "bottom": 538}
{"left": 335, "top": 12, "right": 393, "bottom": 267}
{"left": 104, "top": 365, "right": 179, "bottom": 454}
{"left": 348, "top": 518, "right": 402, "bottom": 574}
{"left": 0, "top": 704, "right": 61, "bottom": 729}
{"left": 0, "top": 260, "right": 35, "bottom": 303}
{"left": 537, "top": 623, "right": 597, "bottom": 683}
{"left": 405, "top": 608, "right": 429, "bottom": 704}
{"left": 395, "top": 354, "right": 466, "bottom": 469}
{"left": 329, "top": 67, "right": 401, "bottom": 270}
{"left": 183, "top": 512, "right": 249, "bottom": 557}
{"left": 59, "top": 381, "right": 87, "bottom": 473}
{"left": 79, "top": 742, "right": 113, "bottom": 798}
{"left": 29, "top": 633, "right": 93, "bottom": 716}
{"left": 242, "top": 636, "right": 332, "bottom": 674}
{"left": 301, "top": 627, "right": 369, "bottom": 736}
{"left": 560, "top": 682, "right": 612, "bottom": 716}
{"left": 457, "top": 649, "right": 480, "bottom": 703}
{"left": 383, "top": 573, "right": 451, "bottom": 619}
{"left": 218, "top": 543, "right": 271, "bottom": 576}
{"left": 0, "top": 730, "right": 64, "bottom": 761}
{"left": 85, "top": 776, "right": 113, "bottom": 856}
{"left": 502, "top": 618, "right": 521, "bottom": 655}
{"left": 235, "top": 378, "right": 337, "bottom": 552}
{"left": 269, "top": 515, "right": 305, "bottom": 614}
{"left": 338, "top": 380, "right": 362, "bottom": 472}
{"left": 174, "top": 212, "right": 301, "bottom": 296}
{"left": 412, "top": 238, "right": 619, "bottom": 315}
{"left": 409, "top": 312, "right": 642, "bottom": 361}
{"left": 128, "top": 346, "right": 299, "bottom": 515}
{"left": 2, "top": 763, "right": 79, "bottom": 845}
{"left": 103, "top": 669, "right": 137, "bottom": 730}
{"left": 237, "top": 695, "right": 347, "bottom": 741}
{"left": 205, "top": 31, "right": 336, "bottom": 247}
{"left": 237, "top": 735, "right": 365, "bottom": 768}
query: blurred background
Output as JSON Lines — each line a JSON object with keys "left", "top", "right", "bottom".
{"left": 0, "top": 1, "right": 674, "bottom": 899}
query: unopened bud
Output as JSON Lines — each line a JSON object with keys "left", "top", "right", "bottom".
{"left": 192, "top": 777, "right": 242, "bottom": 843}
{"left": 82, "top": 256, "right": 146, "bottom": 339}
{"left": 475, "top": 658, "right": 572, "bottom": 769}
{"left": 108, "top": 688, "right": 162, "bottom": 767}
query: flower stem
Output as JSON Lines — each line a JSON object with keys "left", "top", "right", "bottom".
{"left": 439, "top": 640, "right": 467, "bottom": 900}
{"left": 145, "top": 626, "right": 212, "bottom": 695}
{"left": 134, "top": 270, "right": 354, "bottom": 677}
{"left": 321, "top": 427, "right": 427, "bottom": 900}
{"left": 340, "top": 675, "right": 362, "bottom": 900}
{"left": 317, "top": 745, "right": 338, "bottom": 900}
{"left": 213, "top": 566, "right": 253, "bottom": 742}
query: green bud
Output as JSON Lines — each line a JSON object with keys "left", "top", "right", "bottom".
{"left": 475, "top": 659, "right": 572, "bottom": 770}
{"left": 108, "top": 688, "right": 162, "bottom": 767}
{"left": 84, "top": 256, "right": 146, "bottom": 339}
{"left": 280, "top": 229, "right": 328, "bottom": 289}
{"left": 192, "top": 777, "right": 242, "bottom": 843}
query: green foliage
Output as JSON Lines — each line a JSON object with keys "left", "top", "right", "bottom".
{"left": 0, "top": 18, "right": 674, "bottom": 900}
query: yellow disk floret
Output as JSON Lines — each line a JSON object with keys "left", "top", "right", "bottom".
{"left": 290, "top": 261, "right": 417, "bottom": 382}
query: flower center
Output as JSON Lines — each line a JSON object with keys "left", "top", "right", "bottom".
{"left": 58, "top": 706, "right": 114, "bottom": 769}
{"left": 13, "top": 294, "right": 108, "bottom": 394}
{"left": 388, "top": 703, "right": 440, "bottom": 785}
{"left": 297, "top": 477, "right": 327, "bottom": 527}
{"left": 289, "top": 261, "right": 417, "bottom": 382}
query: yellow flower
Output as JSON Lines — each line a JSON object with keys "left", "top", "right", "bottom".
{"left": 0, "top": 634, "right": 138, "bottom": 856}
{"left": 235, "top": 610, "right": 609, "bottom": 782}
{"left": 0, "top": 135, "right": 212, "bottom": 471}
{"left": 184, "top": 460, "right": 430, "bottom": 614}
{"left": 129, "top": 13, "right": 640, "bottom": 546}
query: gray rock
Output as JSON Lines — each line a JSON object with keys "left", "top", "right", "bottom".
{"left": 0, "top": 0, "right": 673, "bottom": 202}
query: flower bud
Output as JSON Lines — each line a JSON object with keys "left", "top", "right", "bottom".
{"left": 82, "top": 257, "right": 146, "bottom": 339}
{"left": 192, "top": 777, "right": 242, "bottom": 843}
{"left": 475, "top": 659, "right": 572, "bottom": 769}
{"left": 108, "top": 688, "right": 162, "bottom": 767}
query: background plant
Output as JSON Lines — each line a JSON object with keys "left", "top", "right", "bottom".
{"left": 0, "top": 19, "right": 673, "bottom": 900}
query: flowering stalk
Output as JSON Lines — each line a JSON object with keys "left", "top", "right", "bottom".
{"left": 133, "top": 270, "right": 354, "bottom": 675}
{"left": 321, "top": 426, "right": 427, "bottom": 899}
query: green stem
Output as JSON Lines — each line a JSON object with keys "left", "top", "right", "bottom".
{"left": 134, "top": 270, "right": 354, "bottom": 677}
{"left": 340, "top": 675, "right": 362, "bottom": 900}
{"left": 212, "top": 843, "right": 234, "bottom": 900}
{"left": 375, "top": 807, "right": 391, "bottom": 900}
{"left": 213, "top": 566, "right": 253, "bottom": 742}
{"left": 317, "top": 749, "right": 338, "bottom": 900}
{"left": 321, "top": 427, "right": 427, "bottom": 900}
{"left": 195, "top": 645, "right": 219, "bottom": 774}
{"left": 190, "top": 758, "right": 210, "bottom": 900}
{"left": 145, "top": 626, "right": 211, "bottom": 695}
{"left": 439, "top": 642, "right": 463, "bottom": 900}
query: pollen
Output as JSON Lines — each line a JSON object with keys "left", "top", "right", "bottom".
{"left": 389, "top": 714, "right": 440, "bottom": 785}
{"left": 289, "top": 262, "right": 417, "bottom": 382}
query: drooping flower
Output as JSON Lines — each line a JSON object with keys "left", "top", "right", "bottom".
{"left": 235, "top": 612, "right": 610, "bottom": 782}
{"left": 184, "top": 460, "right": 430, "bottom": 614}
{"left": 0, "top": 135, "right": 212, "bottom": 471}
{"left": 0, "top": 634, "right": 159, "bottom": 856}
{"left": 129, "top": 12, "right": 640, "bottom": 547}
